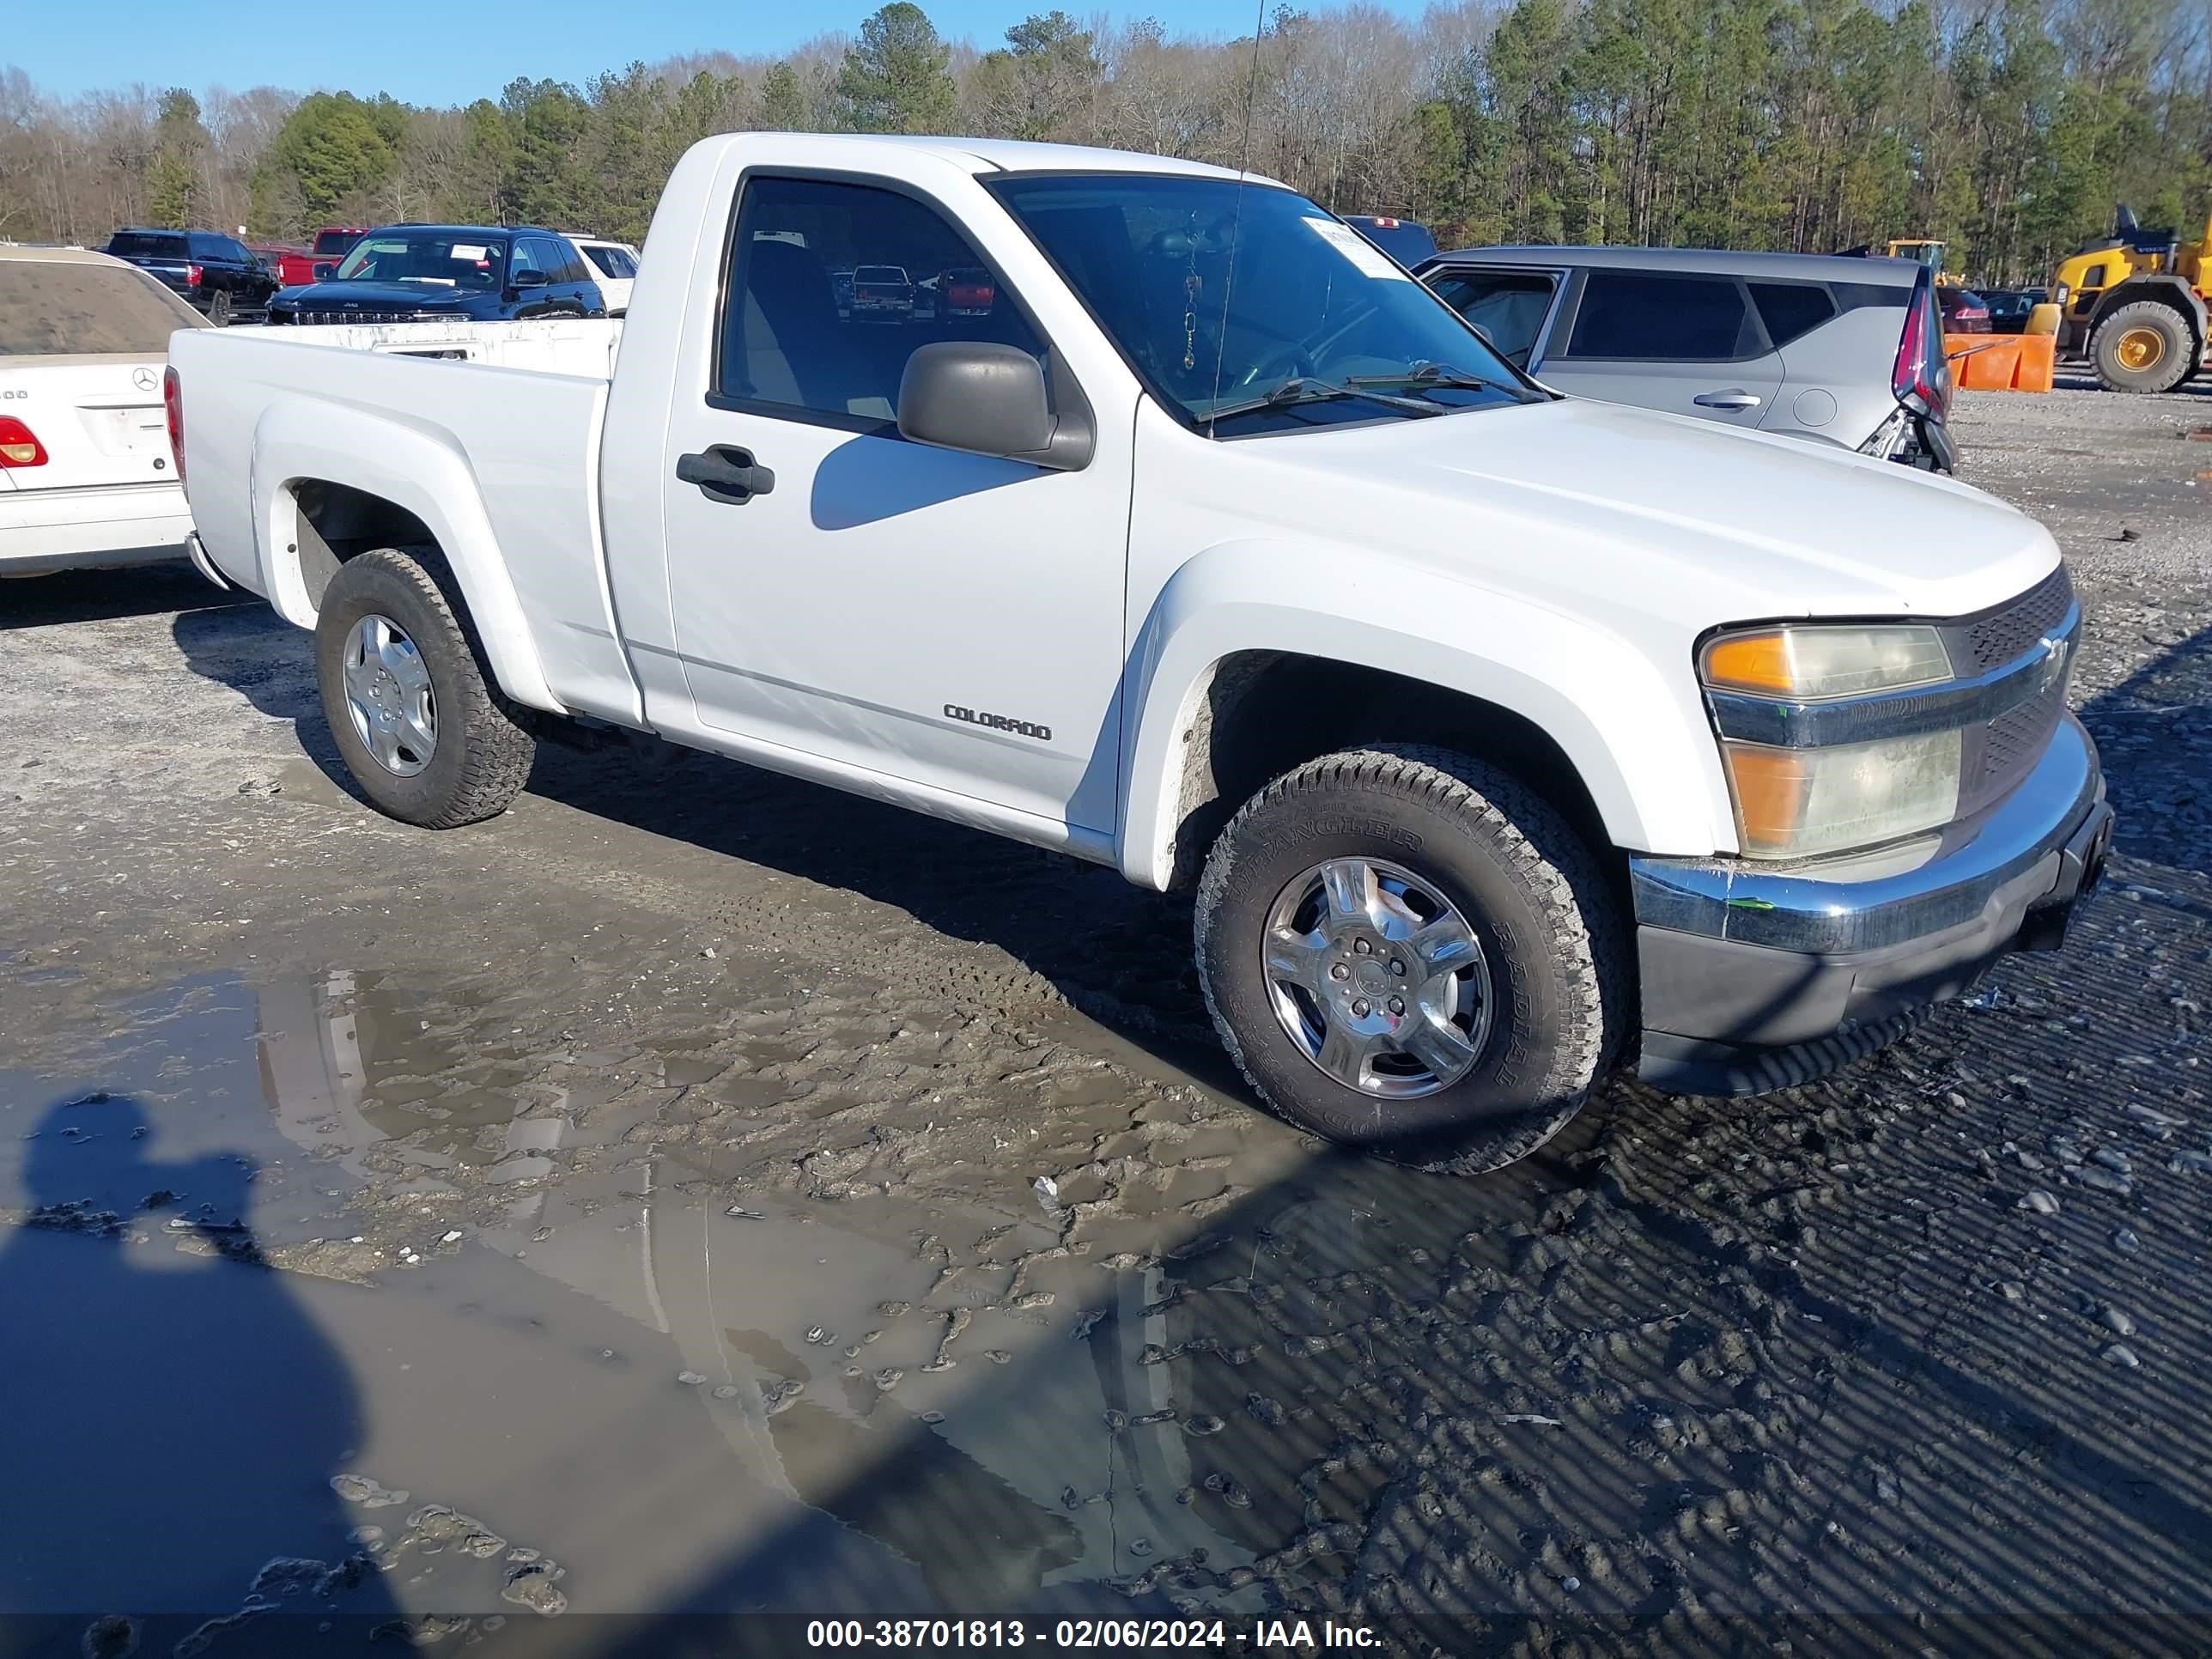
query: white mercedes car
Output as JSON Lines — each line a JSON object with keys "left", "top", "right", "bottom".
{"left": 1, "top": 245, "right": 204, "bottom": 577}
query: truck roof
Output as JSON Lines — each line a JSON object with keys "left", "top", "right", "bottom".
{"left": 1432, "top": 244, "right": 1923, "bottom": 284}
{"left": 378, "top": 224, "right": 546, "bottom": 237}
{"left": 753, "top": 133, "right": 1276, "bottom": 187}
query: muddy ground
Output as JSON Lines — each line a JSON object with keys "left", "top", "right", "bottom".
{"left": 3, "top": 386, "right": 2210, "bottom": 1659}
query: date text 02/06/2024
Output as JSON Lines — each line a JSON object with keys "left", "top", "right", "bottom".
{"left": 803, "top": 1618, "right": 1383, "bottom": 1650}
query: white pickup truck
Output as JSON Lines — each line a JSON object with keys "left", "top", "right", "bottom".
{"left": 170, "top": 133, "right": 2112, "bottom": 1172}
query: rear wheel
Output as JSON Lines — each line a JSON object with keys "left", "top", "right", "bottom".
{"left": 208, "top": 290, "right": 234, "bottom": 326}
{"left": 2092, "top": 301, "right": 2193, "bottom": 393}
{"left": 313, "top": 546, "right": 537, "bottom": 829}
{"left": 1194, "top": 746, "right": 1624, "bottom": 1174}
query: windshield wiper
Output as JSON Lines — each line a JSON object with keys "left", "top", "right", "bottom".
{"left": 1347, "top": 362, "right": 1539, "bottom": 400}
{"left": 1206, "top": 376, "right": 1443, "bottom": 425}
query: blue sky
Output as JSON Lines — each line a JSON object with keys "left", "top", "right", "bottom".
{"left": 9, "top": 0, "right": 1368, "bottom": 106}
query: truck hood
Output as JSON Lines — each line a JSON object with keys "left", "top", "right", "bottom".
{"left": 1274, "top": 397, "right": 2058, "bottom": 623}
{"left": 274, "top": 282, "right": 483, "bottom": 309}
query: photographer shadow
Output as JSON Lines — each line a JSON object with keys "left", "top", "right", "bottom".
{"left": 0, "top": 1092, "right": 396, "bottom": 1653}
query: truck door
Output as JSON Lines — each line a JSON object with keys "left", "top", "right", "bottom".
{"left": 656, "top": 172, "right": 1128, "bottom": 834}
{"left": 1535, "top": 267, "right": 1784, "bottom": 428}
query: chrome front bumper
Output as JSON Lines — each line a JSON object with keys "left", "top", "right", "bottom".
{"left": 1629, "top": 714, "right": 2110, "bottom": 1095}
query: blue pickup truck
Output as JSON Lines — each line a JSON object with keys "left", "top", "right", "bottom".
{"left": 267, "top": 225, "right": 605, "bottom": 325}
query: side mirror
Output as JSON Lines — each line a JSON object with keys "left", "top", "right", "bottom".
{"left": 512, "top": 269, "right": 549, "bottom": 289}
{"left": 311, "top": 262, "right": 335, "bottom": 281}
{"left": 896, "top": 343, "right": 1092, "bottom": 471}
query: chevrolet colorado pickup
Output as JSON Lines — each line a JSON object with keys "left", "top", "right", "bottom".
{"left": 167, "top": 134, "right": 2112, "bottom": 1172}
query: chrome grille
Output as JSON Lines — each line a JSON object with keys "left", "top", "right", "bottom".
{"left": 280, "top": 308, "right": 456, "bottom": 325}
{"left": 1956, "top": 637, "right": 2073, "bottom": 821}
{"left": 1984, "top": 674, "right": 2068, "bottom": 777}
{"left": 1963, "top": 565, "right": 2074, "bottom": 672}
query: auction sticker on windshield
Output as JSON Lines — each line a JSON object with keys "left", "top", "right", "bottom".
{"left": 450, "top": 245, "right": 489, "bottom": 261}
{"left": 1303, "top": 217, "right": 1407, "bottom": 281}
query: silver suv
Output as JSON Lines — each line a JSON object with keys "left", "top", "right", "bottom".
{"left": 1419, "top": 246, "right": 1954, "bottom": 471}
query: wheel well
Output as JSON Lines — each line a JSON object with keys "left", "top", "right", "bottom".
{"left": 2093, "top": 280, "right": 2204, "bottom": 344}
{"left": 284, "top": 479, "right": 436, "bottom": 610}
{"left": 1164, "top": 651, "right": 1621, "bottom": 896}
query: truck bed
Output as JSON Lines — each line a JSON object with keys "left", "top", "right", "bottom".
{"left": 240, "top": 317, "right": 623, "bottom": 376}
{"left": 172, "top": 318, "right": 634, "bottom": 722}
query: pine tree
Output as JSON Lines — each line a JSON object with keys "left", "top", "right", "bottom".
{"left": 835, "top": 3, "right": 959, "bottom": 135}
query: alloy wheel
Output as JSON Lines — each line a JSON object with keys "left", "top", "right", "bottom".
{"left": 341, "top": 612, "right": 437, "bottom": 777}
{"left": 1261, "top": 856, "right": 1494, "bottom": 1098}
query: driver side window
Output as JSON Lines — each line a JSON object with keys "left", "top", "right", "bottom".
{"left": 714, "top": 175, "right": 1044, "bottom": 427}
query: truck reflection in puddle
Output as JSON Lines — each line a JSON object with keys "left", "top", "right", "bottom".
{"left": 252, "top": 969, "right": 1266, "bottom": 1611}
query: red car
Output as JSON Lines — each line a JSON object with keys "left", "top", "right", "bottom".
{"left": 940, "top": 265, "right": 995, "bottom": 317}
{"left": 251, "top": 242, "right": 307, "bottom": 283}
{"left": 266, "top": 227, "right": 372, "bottom": 288}
{"left": 1936, "top": 286, "right": 1991, "bottom": 334}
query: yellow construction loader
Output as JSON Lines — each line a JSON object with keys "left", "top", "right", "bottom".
{"left": 1886, "top": 239, "right": 1961, "bottom": 286}
{"left": 2052, "top": 205, "right": 2210, "bottom": 393}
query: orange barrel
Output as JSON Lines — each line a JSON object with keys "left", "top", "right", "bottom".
{"left": 1948, "top": 333, "right": 2021, "bottom": 391}
{"left": 2010, "top": 331, "right": 2056, "bottom": 392}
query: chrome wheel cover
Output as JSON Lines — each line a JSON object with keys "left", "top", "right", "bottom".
{"left": 1261, "top": 856, "right": 1494, "bottom": 1099}
{"left": 341, "top": 612, "right": 437, "bottom": 778}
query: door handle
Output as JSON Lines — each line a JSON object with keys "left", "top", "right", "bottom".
{"left": 677, "top": 446, "right": 776, "bottom": 506}
{"left": 1693, "top": 389, "right": 1763, "bottom": 410}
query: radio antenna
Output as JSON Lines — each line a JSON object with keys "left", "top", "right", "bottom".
{"left": 1205, "top": 0, "right": 1270, "bottom": 432}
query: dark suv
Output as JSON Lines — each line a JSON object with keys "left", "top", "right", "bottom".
{"left": 102, "top": 229, "right": 278, "bottom": 325}
{"left": 267, "top": 226, "right": 605, "bottom": 325}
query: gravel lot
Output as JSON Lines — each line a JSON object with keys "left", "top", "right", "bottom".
{"left": 3, "top": 386, "right": 2209, "bottom": 1657}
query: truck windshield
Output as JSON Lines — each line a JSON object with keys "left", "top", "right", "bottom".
{"left": 333, "top": 234, "right": 507, "bottom": 289}
{"left": 991, "top": 173, "right": 1543, "bottom": 434}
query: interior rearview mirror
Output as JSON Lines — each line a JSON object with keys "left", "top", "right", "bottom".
{"left": 896, "top": 343, "right": 1092, "bottom": 471}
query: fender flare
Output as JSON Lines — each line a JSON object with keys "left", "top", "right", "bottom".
{"left": 1114, "top": 540, "right": 1734, "bottom": 890}
{"left": 2090, "top": 275, "right": 2209, "bottom": 344}
{"left": 250, "top": 398, "right": 561, "bottom": 714}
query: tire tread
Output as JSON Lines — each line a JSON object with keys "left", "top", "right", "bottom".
{"left": 2093, "top": 299, "right": 2194, "bottom": 395}
{"left": 320, "top": 545, "right": 536, "bottom": 829}
{"left": 1194, "top": 744, "right": 1625, "bottom": 1173}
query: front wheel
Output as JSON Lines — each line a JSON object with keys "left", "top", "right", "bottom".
{"left": 313, "top": 545, "right": 537, "bottom": 829}
{"left": 2092, "top": 301, "right": 2193, "bottom": 393}
{"left": 1195, "top": 746, "right": 1625, "bottom": 1174}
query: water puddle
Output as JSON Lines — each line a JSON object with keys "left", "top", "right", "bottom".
{"left": 2, "top": 963, "right": 1577, "bottom": 1624}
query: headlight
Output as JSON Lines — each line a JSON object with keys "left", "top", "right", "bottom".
{"left": 1701, "top": 623, "right": 1963, "bottom": 860}
{"left": 1719, "top": 730, "right": 1962, "bottom": 859}
{"left": 1702, "top": 624, "right": 1951, "bottom": 701}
